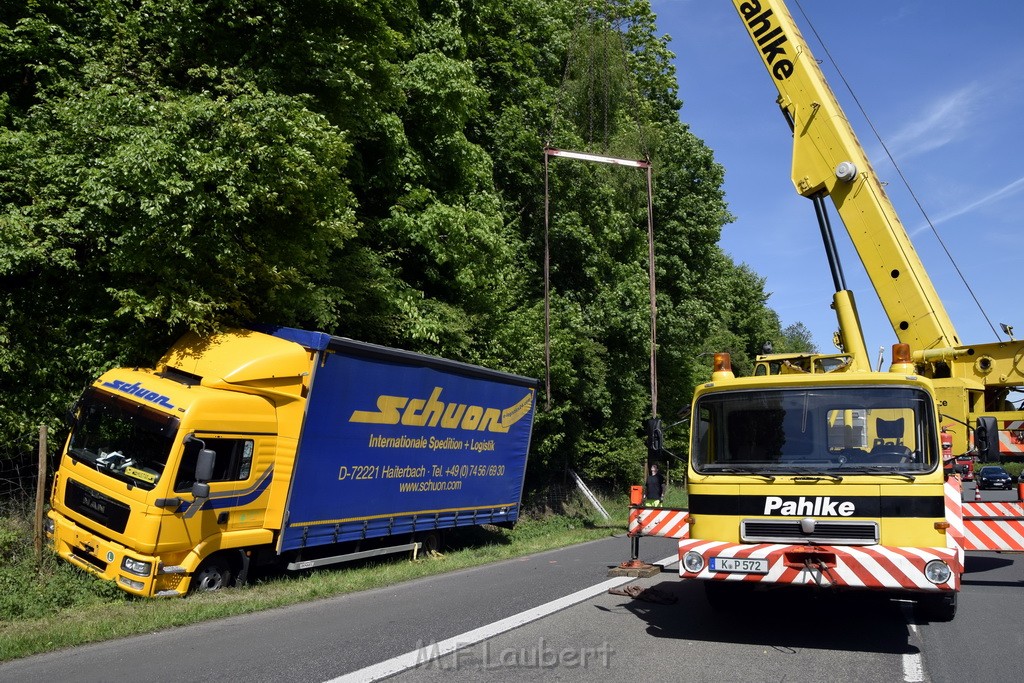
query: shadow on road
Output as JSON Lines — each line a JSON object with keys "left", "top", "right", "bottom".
{"left": 960, "top": 553, "right": 1024, "bottom": 587}
{"left": 600, "top": 578, "right": 919, "bottom": 655}
{"left": 963, "top": 553, "right": 1015, "bottom": 573}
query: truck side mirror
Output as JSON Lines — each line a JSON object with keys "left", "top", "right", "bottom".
{"left": 191, "top": 482, "right": 211, "bottom": 500}
{"left": 195, "top": 448, "right": 216, "bottom": 484}
{"left": 191, "top": 448, "right": 215, "bottom": 500}
{"left": 645, "top": 417, "right": 664, "bottom": 454}
{"left": 974, "top": 416, "right": 1000, "bottom": 460}
{"left": 192, "top": 450, "right": 216, "bottom": 499}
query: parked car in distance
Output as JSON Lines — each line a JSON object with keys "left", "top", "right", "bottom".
{"left": 977, "top": 466, "right": 1014, "bottom": 491}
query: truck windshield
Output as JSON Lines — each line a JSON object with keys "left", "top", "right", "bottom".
{"left": 67, "top": 387, "right": 180, "bottom": 491}
{"left": 692, "top": 386, "right": 937, "bottom": 476}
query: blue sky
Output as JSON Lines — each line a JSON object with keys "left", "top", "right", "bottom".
{"left": 649, "top": 0, "right": 1024, "bottom": 358}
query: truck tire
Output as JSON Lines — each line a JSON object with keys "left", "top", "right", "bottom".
{"left": 417, "top": 530, "right": 443, "bottom": 555}
{"left": 915, "top": 591, "right": 957, "bottom": 622}
{"left": 191, "top": 554, "right": 235, "bottom": 593}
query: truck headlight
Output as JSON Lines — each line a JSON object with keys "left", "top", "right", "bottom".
{"left": 43, "top": 517, "right": 54, "bottom": 536}
{"left": 683, "top": 551, "right": 705, "bottom": 573}
{"left": 121, "top": 556, "right": 153, "bottom": 577}
{"left": 924, "top": 560, "right": 952, "bottom": 585}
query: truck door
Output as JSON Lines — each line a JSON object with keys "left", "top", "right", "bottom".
{"left": 172, "top": 435, "right": 273, "bottom": 534}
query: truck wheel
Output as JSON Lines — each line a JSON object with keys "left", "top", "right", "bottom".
{"left": 417, "top": 530, "right": 442, "bottom": 555}
{"left": 915, "top": 592, "right": 957, "bottom": 622}
{"left": 191, "top": 555, "right": 235, "bottom": 593}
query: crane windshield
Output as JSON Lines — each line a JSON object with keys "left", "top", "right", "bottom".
{"left": 692, "top": 386, "right": 938, "bottom": 476}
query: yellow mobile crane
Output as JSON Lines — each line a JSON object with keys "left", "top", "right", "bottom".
{"left": 658, "top": 0, "right": 1024, "bottom": 621}
{"left": 735, "top": 0, "right": 1024, "bottom": 457}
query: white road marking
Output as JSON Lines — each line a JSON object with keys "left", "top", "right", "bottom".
{"left": 898, "top": 601, "right": 926, "bottom": 682}
{"left": 327, "top": 552, "right": 678, "bottom": 682}
{"left": 903, "top": 653, "right": 924, "bottom": 682}
{"left": 657, "top": 552, "right": 678, "bottom": 568}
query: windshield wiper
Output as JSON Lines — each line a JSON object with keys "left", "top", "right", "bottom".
{"left": 704, "top": 467, "right": 775, "bottom": 482}
{"left": 68, "top": 447, "right": 93, "bottom": 463}
{"left": 837, "top": 466, "right": 916, "bottom": 481}
{"left": 790, "top": 473, "right": 844, "bottom": 482}
{"left": 756, "top": 466, "right": 844, "bottom": 482}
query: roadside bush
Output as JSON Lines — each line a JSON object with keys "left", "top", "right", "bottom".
{"left": 0, "top": 509, "right": 127, "bottom": 621}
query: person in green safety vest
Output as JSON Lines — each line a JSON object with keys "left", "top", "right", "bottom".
{"left": 645, "top": 463, "right": 665, "bottom": 507}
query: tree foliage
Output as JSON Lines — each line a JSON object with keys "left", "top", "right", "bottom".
{"left": 0, "top": 0, "right": 799, "bottom": 488}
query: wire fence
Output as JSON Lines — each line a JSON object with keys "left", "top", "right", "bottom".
{"left": 521, "top": 478, "right": 630, "bottom": 517}
{"left": 0, "top": 450, "right": 42, "bottom": 501}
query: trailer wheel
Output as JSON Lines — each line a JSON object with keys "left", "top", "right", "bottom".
{"left": 417, "top": 530, "right": 443, "bottom": 555}
{"left": 191, "top": 554, "right": 235, "bottom": 593}
{"left": 915, "top": 591, "right": 957, "bottom": 622}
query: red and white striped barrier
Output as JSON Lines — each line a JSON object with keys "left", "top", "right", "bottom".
{"left": 628, "top": 507, "right": 690, "bottom": 539}
{"left": 945, "top": 476, "right": 966, "bottom": 569}
{"left": 948, "top": 473, "right": 1024, "bottom": 551}
{"left": 998, "top": 420, "right": 1024, "bottom": 456}
{"left": 677, "top": 538, "right": 960, "bottom": 592}
{"left": 961, "top": 499, "right": 1024, "bottom": 551}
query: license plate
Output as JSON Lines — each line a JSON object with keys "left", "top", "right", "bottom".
{"left": 709, "top": 556, "right": 768, "bottom": 574}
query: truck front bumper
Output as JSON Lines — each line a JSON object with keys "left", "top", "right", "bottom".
{"left": 678, "top": 538, "right": 960, "bottom": 593}
{"left": 47, "top": 511, "right": 187, "bottom": 597}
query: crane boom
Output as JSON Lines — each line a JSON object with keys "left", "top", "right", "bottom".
{"left": 731, "top": 0, "right": 961, "bottom": 352}
{"left": 729, "top": 0, "right": 1024, "bottom": 460}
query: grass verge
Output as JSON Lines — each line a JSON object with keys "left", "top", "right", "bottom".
{"left": 0, "top": 498, "right": 630, "bottom": 662}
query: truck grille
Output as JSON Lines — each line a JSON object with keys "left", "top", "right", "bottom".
{"left": 741, "top": 519, "right": 879, "bottom": 545}
{"left": 65, "top": 479, "right": 131, "bottom": 534}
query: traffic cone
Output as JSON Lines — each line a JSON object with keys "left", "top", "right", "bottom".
{"left": 975, "top": 484, "right": 982, "bottom": 501}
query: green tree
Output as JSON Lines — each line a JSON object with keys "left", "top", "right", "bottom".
{"left": 0, "top": 2, "right": 368, "bottom": 450}
{"left": 778, "top": 321, "right": 818, "bottom": 354}
{"left": 0, "top": 0, "right": 795, "bottom": 493}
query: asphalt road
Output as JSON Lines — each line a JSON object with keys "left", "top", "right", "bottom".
{"left": 2, "top": 526, "right": 1021, "bottom": 682}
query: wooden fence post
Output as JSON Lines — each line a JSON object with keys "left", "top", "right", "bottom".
{"left": 35, "top": 425, "right": 47, "bottom": 567}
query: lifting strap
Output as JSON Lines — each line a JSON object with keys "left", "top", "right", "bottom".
{"left": 542, "top": 147, "right": 657, "bottom": 417}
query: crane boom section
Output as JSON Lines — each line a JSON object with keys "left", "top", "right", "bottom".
{"left": 731, "top": 0, "right": 960, "bottom": 351}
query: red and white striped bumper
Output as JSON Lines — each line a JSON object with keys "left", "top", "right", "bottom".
{"left": 678, "top": 539, "right": 959, "bottom": 593}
